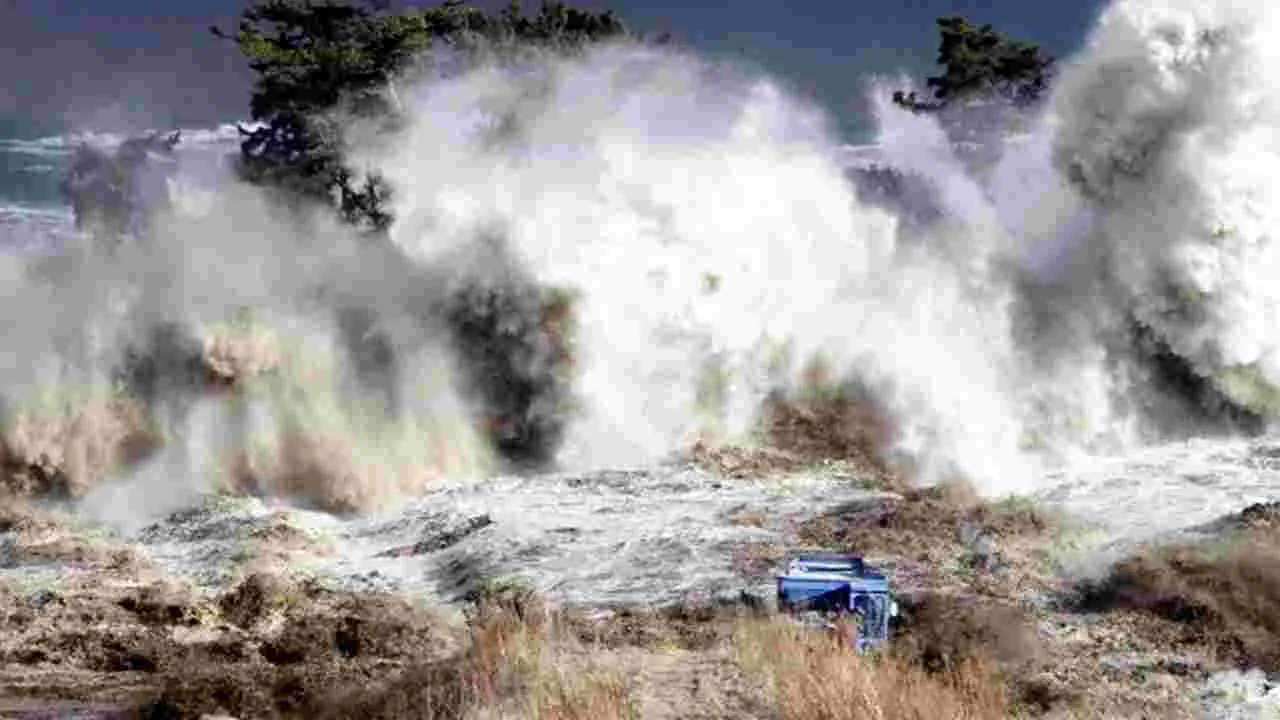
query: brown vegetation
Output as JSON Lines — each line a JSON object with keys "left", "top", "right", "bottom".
{"left": 0, "top": 501, "right": 151, "bottom": 573}
{"left": 0, "top": 568, "right": 635, "bottom": 720}
{"left": 1074, "top": 501, "right": 1280, "bottom": 674}
{"left": 799, "top": 480, "right": 1052, "bottom": 571}
{"left": 758, "top": 377, "right": 895, "bottom": 478}
{"left": 0, "top": 557, "right": 1021, "bottom": 720}
{"left": 691, "top": 362, "right": 901, "bottom": 487}
{"left": 200, "top": 314, "right": 282, "bottom": 387}
{"left": 733, "top": 541, "right": 787, "bottom": 581}
{"left": 0, "top": 484, "right": 1218, "bottom": 720}
{"left": 892, "top": 594, "right": 1042, "bottom": 677}
{"left": 0, "top": 568, "right": 467, "bottom": 718}
{"left": 734, "top": 618, "right": 1011, "bottom": 720}
{"left": 0, "top": 313, "right": 495, "bottom": 514}
{"left": 0, "top": 319, "right": 274, "bottom": 502}
{"left": 4, "top": 343, "right": 1259, "bottom": 719}
{"left": 143, "top": 573, "right": 473, "bottom": 720}
{"left": 0, "top": 387, "right": 159, "bottom": 499}
{"left": 135, "top": 579, "right": 639, "bottom": 720}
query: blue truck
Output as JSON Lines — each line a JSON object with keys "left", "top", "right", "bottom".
{"left": 775, "top": 553, "right": 898, "bottom": 654}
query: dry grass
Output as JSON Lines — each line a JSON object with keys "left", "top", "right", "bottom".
{"left": 891, "top": 594, "right": 1043, "bottom": 678}
{"left": 135, "top": 573, "right": 468, "bottom": 719}
{"left": 0, "top": 339, "right": 1231, "bottom": 719}
{"left": 129, "top": 578, "right": 637, "bottom": 720}
{"left": 733, "top": 541, "right": 787, "bottom": 581}
{"left": 757, "top": 374, "right": 896, "bottom": 479}
{"left": 0, "top": 565, "right": 464, "bottom": 717}
{"left": 0, "top": 384, "right": 159, "bottom": 499}
{"left": 788, "top": 476, "right": 1076, "bottom": 716}
{"left": 692, "top": 361, "right": 901, "bottom": 487}
{"left": 200, "top": 312, "right": 282, "bottom": 386}
{"left": 0, "top": 574, "right": 197, "bottom": 694}
{"left": 734, "top": 618, "right": 1011, "bottom": 720}
{"left": 687, "top": 369, "right": 1065, "bottom": 717}
{"left": 1, "top": 311, "right": 494, "bottom": 513}
{"left": 256, "top": 584, "right": 638, "bottom": 720}
{"left": 0, "top": 554, "right": 1133, "bottom": 720}
{"left": 0, "top": 500, "right": 151, "bottom": 572}
{"left": 800, "top": 481, "right": 1052, "bottom": 570}
{"left": 564, "top": 601, "right": 752, "bottom": 652}
{"left": 0, "top": 560, "right": 1020, "bottom": 720}
{"left": 230, "top": 512, "right": 336, "bottom": 574}
{"left": 454, "top": 589, "right": 636, "bottom": 720}
{"left": 227, "top": 408, "right": 491, "bottom": 516}
{"left": 690, "top": 439, "right": 812, "bottom": 481}
{"left": 230, "top": 326, "right": 496, "bottom": 515}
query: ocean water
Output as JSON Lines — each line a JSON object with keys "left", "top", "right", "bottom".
{"left": 0, "top": 129, "right": 75, "bottom": 252}
{"left": 0, "top": 123, "right": 245, "bottom": 254}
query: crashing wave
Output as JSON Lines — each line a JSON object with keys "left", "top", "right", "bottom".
{"left": 1048, "top": 0, "right": 1280, "bottom": 420}
{"left": 5, "top": 0, "right": 1280, "bottom": 511}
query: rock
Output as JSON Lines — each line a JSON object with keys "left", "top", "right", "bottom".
{"left": 28, "top": 588, "right": 61, "bottom": 610}
{"left": 1240, "top": 502, "right": 1280, "bottom": 530}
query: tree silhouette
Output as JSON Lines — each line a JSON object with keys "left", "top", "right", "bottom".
{"left": 894, "top": 16, "right": 1054, "bottom": 113}
{"left": 214, "top": 0, "right": 627, "bottom": 231}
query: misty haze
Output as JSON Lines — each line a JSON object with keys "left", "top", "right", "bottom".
{"left": 2, "top": 1, "right": 1280, "bottom": 718}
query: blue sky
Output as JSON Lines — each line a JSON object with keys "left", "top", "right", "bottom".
{"left": 0, "top": 0, "right": 1107, "bottom": 141}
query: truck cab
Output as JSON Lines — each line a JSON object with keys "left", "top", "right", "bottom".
{"left": 775, "top": 553, "right": 897, "bottom": 653}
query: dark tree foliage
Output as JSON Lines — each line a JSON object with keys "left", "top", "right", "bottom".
{"left": 443, "top": 271, "right": 576, "bottom": 468}
{"left": 214, "top": 0, "right": 628, "bottom": 232}
{"left": 893, "top": 16, "right": 1054, "bottom": 113}
{"left": 488, "top": 0, "right": 628, "bottom": 50}
{"left": 214, "top": 1, "right": 432, "bottom": 231}
{"left": 216, "top": 1, "right": 627, "bottom": 469}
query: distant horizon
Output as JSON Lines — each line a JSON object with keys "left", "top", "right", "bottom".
{"left": 0, "top": 1, "right": 1106, "bottom": 144}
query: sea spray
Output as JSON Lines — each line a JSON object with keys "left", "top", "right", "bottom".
{"left": 10, "top": 0, "right": 1280, "bottom": 513}
{"left": 360, "top": 44, "right": 1088, "bottom": 491}
{"left": 364, "top": 16, "right": 1280, "bottom": 492}
{"left": 1, "top": 145, "right": 495, "bottom": 516}
{"left": 1050, "top": 0, "right": 1280, "bottom": 421}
